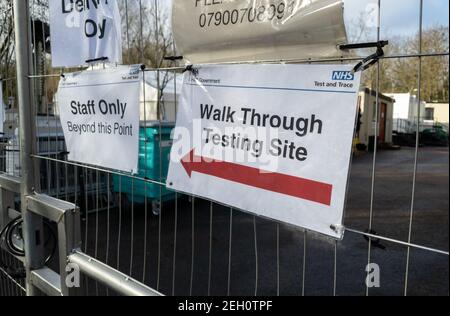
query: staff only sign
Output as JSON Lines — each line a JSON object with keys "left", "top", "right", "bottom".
{"left": 167, "top": 64, "right": 361, "bottom": 239}
{"left": 57, "top": 65, "right": 141, "bottom": 173}
{"left": 49, "top": 0, "right": 122, "bottom": 67}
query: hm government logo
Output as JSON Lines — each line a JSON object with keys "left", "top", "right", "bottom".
{"left": 129, "top": 65, "right": 141, "bottom": 76}
{"left": 121, "top": 65, "right": 140, "bottom": 81}
{"left": 332, "top": 71, "right": 354, "bottom": 81}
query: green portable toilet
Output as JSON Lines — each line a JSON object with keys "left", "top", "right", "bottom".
{"left": 113, "top": 121, "right": 176, "bottom": 214}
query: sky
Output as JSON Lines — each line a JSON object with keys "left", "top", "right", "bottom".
{"left": 345, "top": 0, "right": 449, "bottom": 38}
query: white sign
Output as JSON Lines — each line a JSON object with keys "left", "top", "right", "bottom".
{"left": 172, "top": 0, "right": 347, "bottom": 64}
{"left": 167, "top": 64, "right": 361, "bottom": 239}
{"left": 57, "top": 66, "right": 141, "bottom": 173}
{"left": 49, "top": 0, "right": 123, "bottom": 67}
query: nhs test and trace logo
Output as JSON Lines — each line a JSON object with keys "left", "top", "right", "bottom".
{"left": 332, "top": 71, "right": 354, "bottom": 81}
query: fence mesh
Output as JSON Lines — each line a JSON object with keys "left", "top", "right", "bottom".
{"left": 0, "top": 0, "right": 448, "bottom": 296}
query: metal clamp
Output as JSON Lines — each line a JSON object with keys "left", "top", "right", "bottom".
{"left": 164, "top": 55, "right": 183, "bottom": 62}
{"left": 183, "top": 64, "right": 199, "bottom": 76}
{"left": 340, "top": 41, "right": 389, "bottom": 73}
{"left": 330, "top": 224, "right": 346, "bottom": 237}
{"left": 85, "top": 56, "right": 109, "bottom": 64}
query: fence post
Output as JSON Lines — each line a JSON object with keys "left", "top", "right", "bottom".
{"left": 13, "top": 0, "right": 44, "bottom": 296}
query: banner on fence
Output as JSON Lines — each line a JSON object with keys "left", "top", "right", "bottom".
{"left": 167, "top": 64, "right": 361, "bottom": 239}
{"left": 57, "top": 65, "right": 141, "bottom": 173}
{"left": 49, "top": 0, "right": 123, "bottom": 67}
{"left": 172, "top": 0, "right": 347, "bottom": 64}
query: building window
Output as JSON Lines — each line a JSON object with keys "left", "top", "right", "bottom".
{"left": 425, "top": 108, "right": 435, "bottom": 121}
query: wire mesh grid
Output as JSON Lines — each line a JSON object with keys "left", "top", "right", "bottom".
{"left": 0, "top": 0, "right": 449, "bottom": 296}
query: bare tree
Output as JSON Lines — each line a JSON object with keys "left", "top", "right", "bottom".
{"left": 0, "top": 0, "right": 15, "bottom": 79}
{"left": 366, "top": 26, "right": 449, "bottom": 103}
{"left": 347, "top": 8, "right": 448, "bottom": 103}
{"left": 120, "top": 0, "right": 175, "bottom": 67}
{"left": 1, "top": 0, "right": 49, "bottom": 71}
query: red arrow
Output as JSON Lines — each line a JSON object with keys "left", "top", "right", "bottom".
{"left": 181, "top": 149, "right": 333, "bottom": 206}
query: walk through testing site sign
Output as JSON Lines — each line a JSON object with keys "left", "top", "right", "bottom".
{"left": 57, "top": 65, "right": 141, "bottom": 174}
{"left": 167, "top": 64, "right": 361, "bottom": 239}
{"left": 49, "top": 0, "right": 122, "bottom": 67}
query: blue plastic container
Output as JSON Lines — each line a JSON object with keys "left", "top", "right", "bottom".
{"left": 113, "top": 122, "right": 175, "bottom": 210}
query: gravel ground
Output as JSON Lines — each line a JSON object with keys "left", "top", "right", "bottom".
{"left": 76, "top": 146, "right": 449, "bottom": 296}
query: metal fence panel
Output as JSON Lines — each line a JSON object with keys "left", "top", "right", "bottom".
{"left": 0, "top": 0, "right": 448, "bottom": 296}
